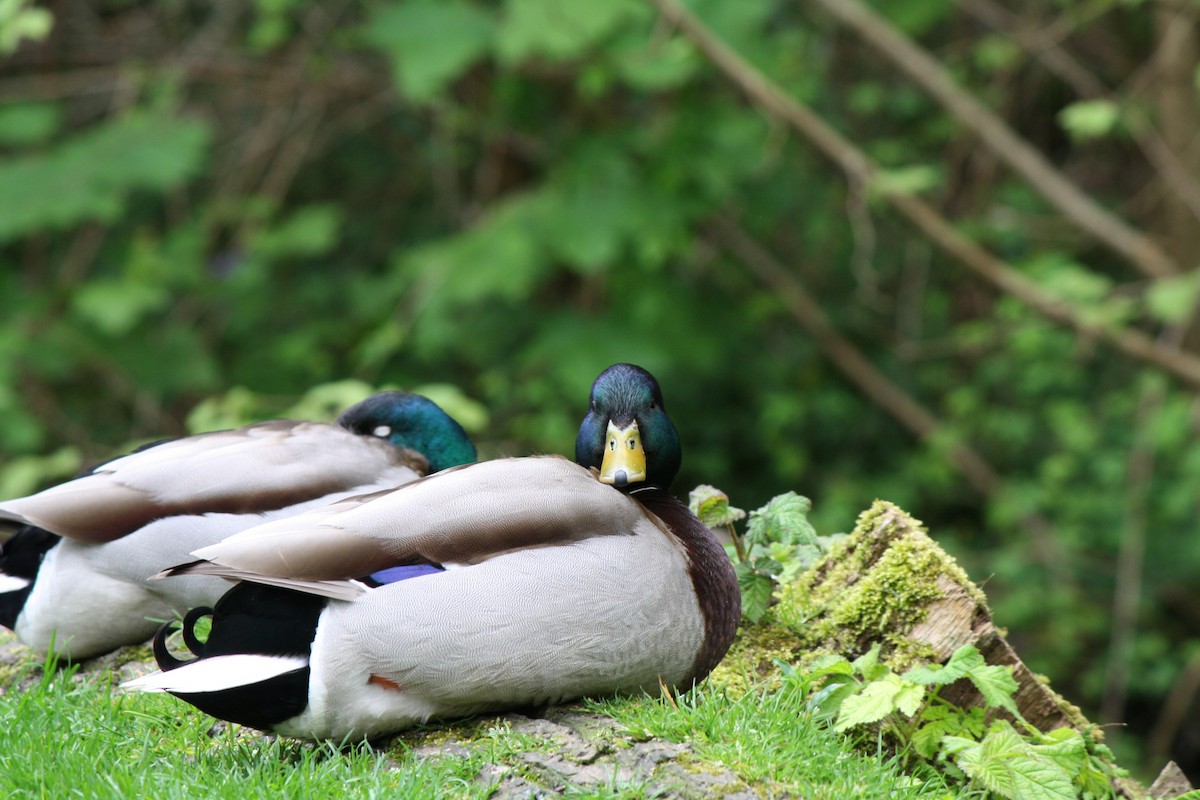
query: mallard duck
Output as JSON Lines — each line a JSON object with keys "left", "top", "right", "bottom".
{"left": 0, "top": 392, "right": 475, "bottom": 660}
{"left": 126, "top": 364, "right": 741, "bottom": 741}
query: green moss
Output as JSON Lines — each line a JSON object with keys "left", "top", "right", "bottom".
{"left": 113, "top": 644, "right": 154, "bottom": 667}
{"left": 705, "top": 617, "right": 806, "bottom": 696}
{"left": 772, "top": 501, "right": 988, "bottom": 672}
{"left": 388, "top": 714, "right": 513, "bottom": 755}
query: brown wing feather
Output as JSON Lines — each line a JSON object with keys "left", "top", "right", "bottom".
{"left": 0, "top": 421, "right": 427, "bottom": 543}
{"left": 187, "top": 456, "right": 642, "bottom": 581}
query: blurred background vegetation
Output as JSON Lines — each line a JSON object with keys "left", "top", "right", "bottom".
{"left": 2, "top": 0, "right": 1200, "bottom": 784}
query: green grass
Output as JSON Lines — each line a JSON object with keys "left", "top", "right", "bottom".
{"left": 587, "top": 684, "right": 970, "bottom": 800}
{"left": 0, "top": 654, "right": 972, "bottom": 799}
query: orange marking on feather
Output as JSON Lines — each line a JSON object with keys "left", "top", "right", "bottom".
{"left": 368, "top": 674, "right": 403, "bottom": 692}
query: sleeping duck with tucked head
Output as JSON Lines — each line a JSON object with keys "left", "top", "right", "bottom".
{"left": 0, "top": 392, "right": 475, "bottom": 660}
{"left": 126, "top": 364, "right": 741, "bottom": 741}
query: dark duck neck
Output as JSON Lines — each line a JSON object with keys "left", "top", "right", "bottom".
{"left": 631, "top": 487, "right": 740, "bottom": 684}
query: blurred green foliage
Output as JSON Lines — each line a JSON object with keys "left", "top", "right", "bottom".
{"left": 1, "top": 0, "right": 1199, "bottom": 779}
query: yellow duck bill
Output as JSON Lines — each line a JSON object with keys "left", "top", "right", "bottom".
{"left": 599, "top": 420, "right": 647, "bottom": 487}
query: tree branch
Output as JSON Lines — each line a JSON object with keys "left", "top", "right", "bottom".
{"left": 808, "top": 0, "right": 1179, "bottom": 279}
{"left": 711, "top": 216, "right": 1070, "bottom": 573}
{"left": 959, "top": 0, "right": 1200, "bottom": 237}
{"left": 651, "top": 0, "right": 1200, "bottom": 389}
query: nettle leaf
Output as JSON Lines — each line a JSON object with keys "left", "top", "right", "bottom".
{"left": 904, "top": 643, "right": 983, "bottom": 686}
{"left": 688, "top": 484, "right": 746, "bottom": 527}
{"left": 894, "top": 681, "right": 926, "bottom": 718}
{"left": 966, "top": 663, "right": 1021, "bottom": 718}
{"left": 746, "top": 492, "right": 817, "bottom": 548}
{"left": 363, "top": 1, "right": 493, "bottom": 104}
{"left": 809, "top": 677, "right": 860, "bottom": 720}
{"left": 851, "top": 643, "right": 887, "bottom": 681}
{"left": 912, "top": 718, "right": 955, "bottom": 760}
{"left": 834, "top": 673, "right": 906, "bottom": 732}
{"left": 940, "top": 735, "right": 981, "bottom": 759}
{"left": 734, "top": 561, "right": 774, "bottom": 623}
{"left": 808, "top": 654, "right": 854, "bottom": 677}
{"left": 1031, "top": 728, "right": 1087, "bottom": 778}
{"left": 961, "top": 724, "right": 1075, "bottom": 800}
{"left": 960, "top": 706, "right": 987, "bottom": 738}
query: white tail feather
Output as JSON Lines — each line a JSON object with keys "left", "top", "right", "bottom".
{"left": 122, "top": 654, "right": 308, "bottom": 694}
{"left": 0, "top": 573, "right": 30, "bottom": 593}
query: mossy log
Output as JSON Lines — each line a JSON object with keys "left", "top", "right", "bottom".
{"left": 713, "top": 500, "right": 1190, "bottom": 798}
{"left": 784, "top": 500, "right": 1086, "bottom": 733}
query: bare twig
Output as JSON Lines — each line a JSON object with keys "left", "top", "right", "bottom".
{"left": 960, "top": 0, "right": 1200, "bottom": 224}
{"left": 651, "top": 0, "right": 1200, "bottom": 389}
{"left": 1101, "top": 373, "right": 1166, "bottom": 736}
{"left": 808, "top": 0, "right": 1179, "bottom": 279}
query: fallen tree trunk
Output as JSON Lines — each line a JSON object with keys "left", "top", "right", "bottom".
{"left": 715, "top": 500, "right": 1189, "bottom": 798}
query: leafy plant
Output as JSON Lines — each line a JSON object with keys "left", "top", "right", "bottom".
{"left": 779, "top": 644, "right": 1126, "bottom": 800}
{"left": 689, "top": 486, "right": 843, "bottom": 623}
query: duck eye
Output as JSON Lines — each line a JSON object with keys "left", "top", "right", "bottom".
{"left": 373, "top": 425, "right": 392, "bottom": 438}
{"left": 628, "top": 438, "right": 637, "bottom": 450}
{"left": 609, "top": 439, "right": 616, "bottom": 451}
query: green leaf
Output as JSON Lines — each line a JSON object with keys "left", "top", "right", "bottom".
{"left": 688, "top": 484, "right": 746, "bottom": 527}
{"left": 0, "top": 111, "right": 211, "bottom": 243}
{"left": 965, "top": 663, "right": 1021, "bottom": 718}
{"left": 894, "top": 681, "right": 926, "bottom": 718}
{"left": 734, "top": 561, "right": 774, "bottom": 623}
{"left": 363, "top": 1, "right": 493, "bottom": 103}
{"left": 851, "top": 643, "right": 886, "bottom": 680}
{"left": 1146, "top": 272, "right": 1200, "bottom": 325}
{"left": 1058, "top": 99, "right": 1120, "bottom": 141}
{"left": 903, "top": 643, "right": 983, "bottom": 686}
{"left": 1030, "top": 728, "right": 1087, "bottom": 778}
{"left": 912, "top": 717, "right": 956, "bottom": 760}
{"left": 0, "top": 0, "right": 52, "bottom": 54}
{"left": 1036, "top": 258, "right": 1113, "bottom": 304}
{"left": 496, "top": 0, "right": 640, "bottom": 63}
{"left": 745, "top": 492, "right": 817, "bottom": 548}
{"left": 834, "top": 673, "right": 906, "bottom": 732}
{"left": 70, "top": 278, "right": 169, "bottom": 336}
{"left": 808, "top": 654, "right": 854, "bottom": 677}
{"left": 809, "top": 676, "right": 860, "bottom": 720}
{"left": 0, "top": 101, "right": 61, "bottom": 147}
{"left": 408, "top": 383, "right": 489, "bottom": 434}
{"left": 252, "top": 205, "right": 342, "bottom": 260}
{"left": 958, "top": 724, "right": 1076, "bottom": 800}
{"left": 0, "top": 446, "right": 81, "bottom": 499}
{"left": 611, "top": 32, "right": 698, "bottom": 91}
{"left": 869, "top": 165, "right": 941, "bottom": 197}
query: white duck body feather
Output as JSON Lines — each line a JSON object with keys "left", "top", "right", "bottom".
{"left": 3, "top": 420, "right": 430, "bottom": 660}
{"left": 0, "top": 420, "right": 426, "bottom": 543}
{"left": 285, "top": 519, "right": 702, "bottom": 740}
{"left": 16, "top": 470, "right": 426, "bottom": 660}
{"left": 138, "top": 456, "right": 719, "bottom": 739}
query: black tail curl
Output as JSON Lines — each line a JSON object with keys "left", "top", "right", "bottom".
{"left": 152, "top": 605, "right": 214, "bottom": 670}
{"left": 146, "top": 581, "right": 326, "bottom": 732}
